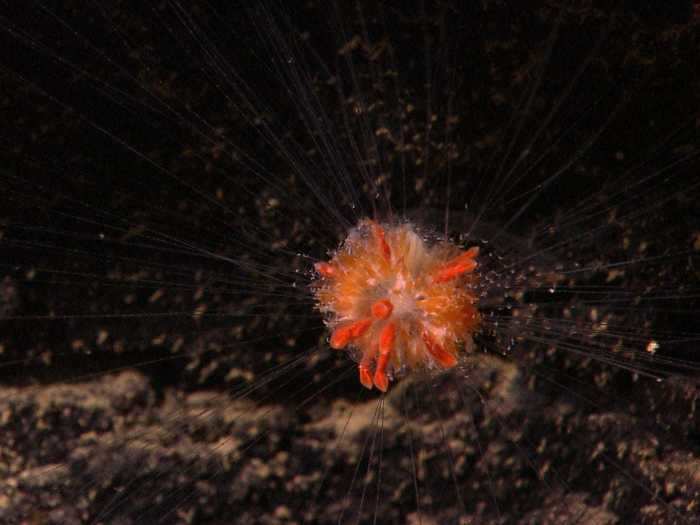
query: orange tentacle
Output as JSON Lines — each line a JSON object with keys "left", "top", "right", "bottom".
{"left": 372, "top": 223, "right": 392, "bottom": 262}
{"left": 422, "top": 330, "right": 457, "bottom": 368}
{"left": 330, "top": 318, "right": 373, "bottom": 349}
{"left": 374, "top": 322, "right": 396, "bottom": 392}
{"left": 433, "top": 246, "right": 480, "bottom": 283}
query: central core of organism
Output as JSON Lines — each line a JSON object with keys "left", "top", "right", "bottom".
{"left": 313, "top": 220, "right": 480, "bottom": 392}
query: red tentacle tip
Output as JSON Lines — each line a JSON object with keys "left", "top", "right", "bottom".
{"left": 359, "top": 362, "right": 374, "bottom": 390}
{"left": 371, "top": 299, "right": 394, "bottom": 320}
{"left": 373, "top": 369, "right": 389, "bottom": 392}
{"left": 314, "top": 262, "right": 336, "bottom": 278}
{"left": 373, "top": 323, "right": 396, "bottom": 392}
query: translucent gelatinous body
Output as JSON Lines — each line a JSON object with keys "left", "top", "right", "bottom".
{"left": 313, "top": 220, "right": 480, "bottom": 391}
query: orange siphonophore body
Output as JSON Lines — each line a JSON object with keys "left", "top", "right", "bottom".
{"left": 313, "top": 220, "right": 480, "bottom": 392}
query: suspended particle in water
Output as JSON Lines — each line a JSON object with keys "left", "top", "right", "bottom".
{"left": 312, "top": 220, "right": 480, "bottom": 391}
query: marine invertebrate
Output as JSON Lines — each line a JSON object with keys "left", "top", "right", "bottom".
{"left": 313, "top": 220, "right": 479, "bottom": 391}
